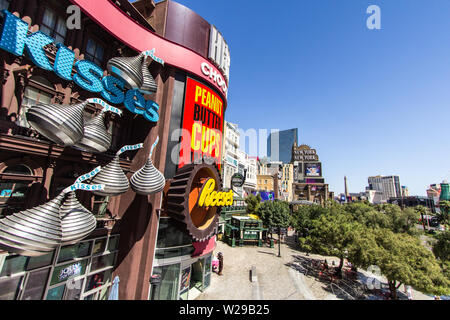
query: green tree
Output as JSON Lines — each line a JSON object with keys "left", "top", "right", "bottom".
{"left": 290, "top": 204, "right": 329, "bottom": 238}
{"left": 258, "top": 200, "right": 291, "bottom": 257}
{"left": 437, "top": 201, "right": 450, "bottom": 227}
{"left": 245, "top": 193, "right": 261, "bottom": 215}
{"left": 433, "top": 231, "right": 450, "bottom": 262}
{"left": 349, "top": 228, "right": 450, "bottom": 299}
{"left": 300, "top": 211, "right": 356, "bottom": 275}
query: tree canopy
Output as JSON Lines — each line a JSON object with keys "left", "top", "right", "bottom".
{"left": 292, "top": 201, "right": 450, "bottom": 298}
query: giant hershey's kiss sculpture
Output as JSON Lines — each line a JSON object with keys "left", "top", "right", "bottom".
{"left": 107, "top": 49, "right": 163, "bottom": 94}
{"left": 26, "top": 98, "right": 122, "bottom": 152}
{"left": 130, "top": 136, "right": 166, "bottom": 195}
{"left": 91, "top": 143, "right": 144, "bottom": 197}
{"left": 75, "top": 99, "right": 123, "bottom": 153}
{"left": 0, "top": 167, "right": 105, "bottom": 257}
{"left": 26, "top": 101, "right": 88, "bottom": 146}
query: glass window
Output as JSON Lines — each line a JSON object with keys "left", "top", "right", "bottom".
{"left": 203, "top": 273, "right": 211, "bottom": 289}
{"left": 21, "top": 268, "right": 50, "bottom": 300}
{"left": 3, "top": 165, "right": 32, "bottom": 175}
{"left": 0, "top": 255, "right": 27, "bottom": 277}
{"left": 92, "top": 238, "right": 107, "bottom": 255}
{"left": 85, "top": 38, "right": 105, "bottom": 66}
{"left": 90, "top": 253, "right": 116, "bottom": 272}
{"left": 57, "top": 242, "right": 91, "bottom": 263}
{"left": 85, "top": 269, "right": 112, "bottom": 292}
{"left": 204, "top": 255, "right": 212, "bottom": 275}
{"left": 0, "top": 253, "right": 54, "bottom": 277}
{"left": 107, "top": 236, "right": 119, "bottom": 252}
{"left": 65, "top": 278, "right": 84, "bottom": 300}
{"left": 157, "top": 218, "right": 192, "bottom": 249}
{"left": 0, "top": 0, "right": 11, "bottom": 11}
{"left": 26, "top": 252, "right": 54, "bottom": 271}
{"left": 17, "top": 77, "right": 53, "bottom": 128}
{"left": 92, "top": 195, "right": 110, "bottom": 217}
{"left": 150, "top": 264, "right": 180, "bottom": 300}
{"left": 0, "top": 180, "right": 34, "bottom": 218}
{"left": 46, "top": 285, "right": 65, "bottom": 300}
{"left": 50, "top": 260, "right": 88, "bottom": 286}
{"left": 0, "top": 276, "right": 23, "bottom": 300}
{"left": 40, "top": 8, "right": 67, "bottom": 44}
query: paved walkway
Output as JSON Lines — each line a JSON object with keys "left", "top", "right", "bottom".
{"left": 197, "top": 231, "right": 434, "bottom": 300}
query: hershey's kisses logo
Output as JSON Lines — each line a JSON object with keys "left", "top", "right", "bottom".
{"left": 0, "top": 10, "right": 160, "bottom": 123}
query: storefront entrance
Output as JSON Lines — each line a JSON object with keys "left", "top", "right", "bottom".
{"left": 149, "top": 253, "right": 212, "bottom": 300}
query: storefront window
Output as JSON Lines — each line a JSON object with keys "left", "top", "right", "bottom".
{"left": 85, "top": 269, "right": 112, "bottom": 292}
{"left": 64, "top": 279, "right": 84, "bottom": 300}
{"left": 92, "top": 238, "right": 107, "bottom": 255}
{"left": 21, "top": 268, "right": 51, "bottom": 300}
{"left": 50, "top": 259, "right": 88, "bottom": 286}
{"left": 57, "top": 242, "right": 91, "bottom": 263}
{"left": 0, "top": 165, "right": 35, "bottom": 218}
{"left": 0, "top": 276, "right": 23, "bottom": 300}
{"left": 150, "top": 264, "right": 180, "bottom": 300}
{"left": 90, "top": 253, "right": 116, "bottom": 272}
{"left": 0, "top": 255, "right": 27, "bottom": 276}
{"left": 107, "top": 236, "right": 119, "bottom": 252}
{"left": 0, "top": 235, "right": 118, "bottom": 300}
{"left": 46, "top": 284, "right": 65, "bottom": 300}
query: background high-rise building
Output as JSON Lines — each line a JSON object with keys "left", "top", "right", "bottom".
{"left": 267, "top": 128, "right": 298, "bottom": 164}
{"left": 367, "top": 175, "right": 402, "bottom": 201}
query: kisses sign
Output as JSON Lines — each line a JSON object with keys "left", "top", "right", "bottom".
{"left": 0, "top": 10, "right": 159, "bottom": 122}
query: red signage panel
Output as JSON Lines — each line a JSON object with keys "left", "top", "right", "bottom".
{"left": 179, "top": 78, "right": 223, "bottom": 169}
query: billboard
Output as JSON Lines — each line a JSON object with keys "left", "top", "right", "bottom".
{"left": 252, "top": 191, "right": 275, "bottom": 202}
{"left": 305, "top": 163, "right": 322, "bottom": 177}
{"left": 179, "top": 78, "right": 224, "bottom": 169}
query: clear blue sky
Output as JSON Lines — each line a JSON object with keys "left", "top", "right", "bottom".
{"left": 146, "top": 0, "right": 450, "bottom": 196}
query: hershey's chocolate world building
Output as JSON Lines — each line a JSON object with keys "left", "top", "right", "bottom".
{"left": 0, "top": 0, "right": 230, "bottom": 300}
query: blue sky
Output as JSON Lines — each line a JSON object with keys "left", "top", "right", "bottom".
{"left": 147, "top": 0, "right": 450, "bottom": 196}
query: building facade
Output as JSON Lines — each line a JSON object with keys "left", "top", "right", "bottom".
{"left": 0, "top": 0, "right": 231, "bottom": 301}
{"left": 221, "top": 121, "right": 239, "bottom": 191}
{"left": 267, "top": 128, "right": 298, "bottom": 164}
{"left": 367, "top": 175, "right": 402, "bottom": 201}
{"left": 291, "top": 143, "right": 331, "bottom": 204}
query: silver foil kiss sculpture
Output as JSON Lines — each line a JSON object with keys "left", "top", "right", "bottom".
{"left": 107, "top": 49, "right": 163, "bottom": 94}
{"left": 130, "top": 136, "right": 166, "bottom": 195}
{"left": 75, "top": 99, "right": 123, "bottom": 154}
{"left": 0, "top": 167, "right": 104, "bottom": 257}
{"left": 91, "top": 143, "right": 144, "bottom": 197}
{"left": 26, "top": 101, "right": 87, "bottom": 146}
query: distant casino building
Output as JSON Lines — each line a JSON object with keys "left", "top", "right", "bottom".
{"left": 291, "top": 143, "right": 333, "bottom": 204}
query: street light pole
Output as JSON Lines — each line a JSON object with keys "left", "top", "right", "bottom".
{"left": 278, "top": 227, "right": 281, "bottom": 258}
